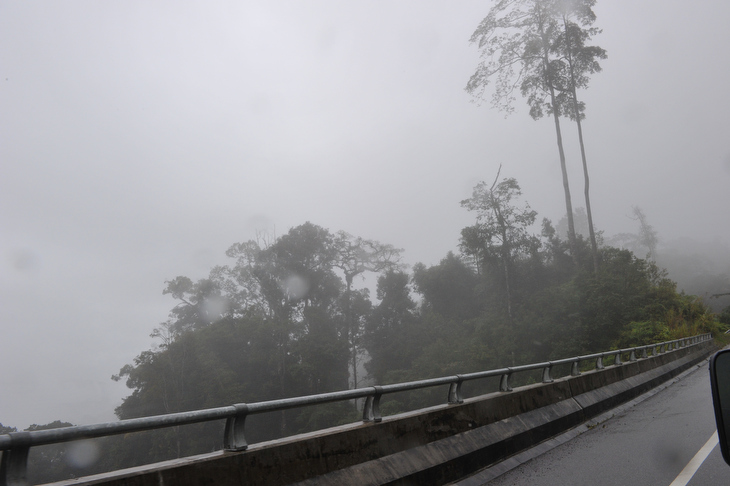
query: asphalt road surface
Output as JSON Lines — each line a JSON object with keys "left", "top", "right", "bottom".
{"left": 458, "top": 360, "right": 727, "bottom": 485}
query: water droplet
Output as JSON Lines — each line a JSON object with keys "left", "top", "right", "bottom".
{"left": 66, "top": 440, "right": 100, "bottom": 468}
{"left": 282, "top": 275, "right": 309, "bottom": 299}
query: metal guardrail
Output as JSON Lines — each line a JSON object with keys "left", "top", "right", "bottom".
{"left": 0, "top": 333, "right": 713, "bottom": 485}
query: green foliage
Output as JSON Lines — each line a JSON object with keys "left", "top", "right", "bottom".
{"left": 466, "top": 0, "right": 558, "bottom": 117}
{"left": 363, "top": 271, "right": 421, "bottom": 384}
{"left": 401, "top": 188, "right": 718, "bottom": 391}
{"left": 720, "top": 306, "right": 730, "bottom": 326}
{"left": 616, "top": 321, "right": 670, "bottom": 348}
{"left": 109, "top": 223, "right": 400, "bottom": 470}
{"left": 663, "top": 295, "right": 724, "bottom": 341}
{"left": 413, "top": 252, "right": 481, "bottom": 321}
{"left": 460, "top": 173, "right": 539, "bottom": 320}
{"left": 105, "top": 203, "right": 720, "bottom": 475}
{"left": 460, "top": 176, "right": 538, "bottom": 269}
{"left": 0, "top": 421, "right": 108, "bottom": 485}
{"left": 20, "top": 421, "right": 102, "bottom": 485}
{"left": 614, "top": 284, "right": 724, "bottom": 348}
{"left": 550, "top": 0, "right": 607, "bottom": 119}
{"left": 573, "top": 247, "right": 669, "bottom": 350}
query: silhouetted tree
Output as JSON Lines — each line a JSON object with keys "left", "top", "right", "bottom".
{"left": 551, "top": 0, "right": 607, "bottom": 271}
{"left": 332, "top": 232, "right": 402, "bottom": 388}
{"left": 460, "top": 171, "right": 538, "bottom": 321}
{"left": 467, "top": 0, "right": 578, "bottom": 261}
{"left": 363, "top": 271, "right": 419, "bottom": 384}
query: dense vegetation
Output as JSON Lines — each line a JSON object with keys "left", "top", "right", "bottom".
{"left": 95, "top": 181, "right": 725, "bottom": 471}
{"left": 3, "top": 191, "right": 728, "bottom": 482}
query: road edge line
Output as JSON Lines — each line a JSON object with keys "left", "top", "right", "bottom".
{"left": 450, "top": 360, "right": 710, "bottom": 485}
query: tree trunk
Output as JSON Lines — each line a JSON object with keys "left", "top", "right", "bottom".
{"left": 574, "top": 112, "right": 599, "bottom": 272}
{"left": 549, "top": 87, "right": 578, "bottom": 264}
{"left": 345, "top": 278, "right": 359, "bottom": 390}
{"left": 563, "top": 15, "right": 599, "bottom": 272}
{"left": 489, "top": 170, "right": 514, "bottom": 323}
{"left": 497, "top": 215, "right": 513, "bottom": 322}
{"left": 537, "top": 3, "right": 578, "bottom": 264}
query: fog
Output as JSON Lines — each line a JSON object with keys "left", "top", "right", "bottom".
{"left": 1, "top": 0, "right": 729, "bottom": 430}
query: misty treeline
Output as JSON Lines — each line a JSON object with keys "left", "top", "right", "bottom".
{"left": 51, "top": 194, "right": 730, "bottom": 477}
{"left": 0, "top": 421, "right": 89, "bottom": 485}
{"left": 6, "top": 208, "right": 730, "bottom": 483}
{"left": 9, "top": 199, "right": 728, "bottom": 482}
{"left": 466, "top": 0, "right": 607, "bottom": 271}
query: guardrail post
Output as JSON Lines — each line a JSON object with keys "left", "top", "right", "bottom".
{"left": 570, "top": 359, "right": 580, "bottom": 376}
{"left": 542, "top": 363, "right": 554, "bottom": 383}
{"left": 0, "top": 332, "right": 712, "bottom": 483}
{"left": 641, "top": 347, "right": 648, "bottom": 359}
{"left": 363, "top": 387, "right": 383, "bottom": 423}
{"left": 0, "top": 432, "right": 31, "bottom": 486}
{"left": 448, "top": 375, "right": 464, "bottom": 404}
{"left": 223, "top": 404, "right": 249, "bottom": 452}
{"left": 499, "top": 370, "right": 513, "bottom": 392}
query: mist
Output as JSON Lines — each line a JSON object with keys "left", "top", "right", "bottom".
{"left": 1, "top": 0, "right": 729, "bottom": 436}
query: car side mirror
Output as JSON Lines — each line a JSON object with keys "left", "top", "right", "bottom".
{"left": 710, "top": 349, "right": 730, "bottom": 466}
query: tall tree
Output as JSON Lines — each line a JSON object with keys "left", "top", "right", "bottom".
{"left": 363, "top": 270, "right": 418, "bottom": 385}
{"left": 253, "top": 222, "right": 347, "bottom": 423}
{"left": 467, "top": 0, "right": 579, "bottom": 262}
{"left": 332, "top": 232, "right": 402, "bottom": 388}
{"left": 460, "top": 170, "right": 538, "bottom": 321}
{"left": 551, "top": 0, "right": 607, "bottom": 272}
{"left": 631, "top": 206, "right": 658, "bottom": 261}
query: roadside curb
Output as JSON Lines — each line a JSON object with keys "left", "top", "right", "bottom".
{"left": 450, "top": 357, "right": 713, "bottom": 485}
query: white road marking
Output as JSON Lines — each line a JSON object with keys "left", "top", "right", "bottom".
{"left": 669, "top": 431, "right": 718, "bottom": 486}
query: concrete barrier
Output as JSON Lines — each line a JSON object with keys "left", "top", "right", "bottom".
{"left": 55, "top": 341, "right": 715, "bottom": 486}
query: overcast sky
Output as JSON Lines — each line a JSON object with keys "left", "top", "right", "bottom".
{"left": 1, "top": 0, "right": 729, "bottom": 430}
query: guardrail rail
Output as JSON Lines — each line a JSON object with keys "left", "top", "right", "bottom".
{"left": 0, "top": 333, "right": 713, "bottom": 486}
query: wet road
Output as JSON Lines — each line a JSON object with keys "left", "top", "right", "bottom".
{"left": 458, "top": 361, "right": 726, "bottom": 485}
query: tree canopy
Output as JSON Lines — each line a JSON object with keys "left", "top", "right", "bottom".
{"left": 12, "top": 192, "right": 726, "bottom": 481}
